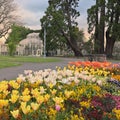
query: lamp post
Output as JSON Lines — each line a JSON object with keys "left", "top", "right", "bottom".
{"left": 43, "top": 23, "right": 46, "bottom": 58}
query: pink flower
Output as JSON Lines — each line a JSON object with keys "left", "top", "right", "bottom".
{"left": 55, "top": 105, "right": 61, "bottom": 111}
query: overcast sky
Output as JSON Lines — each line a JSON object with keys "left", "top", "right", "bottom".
{"left": 15, "top": 0, "right": 95, "bottom": 38}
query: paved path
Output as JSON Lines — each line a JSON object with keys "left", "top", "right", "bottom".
{"left": 0, "top": 57, "right": 80, "bottom": 81}
{"left": 0, "top": 57, "right": 119, "bottom": 81}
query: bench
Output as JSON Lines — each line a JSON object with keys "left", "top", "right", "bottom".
{"left": 84, "top": 54, "right": 107, "bottom": 62}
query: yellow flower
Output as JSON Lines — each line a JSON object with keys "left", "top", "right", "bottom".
{"left": 47, "top": 108, "right": 57, "bottom": 116}
{"left": 2, "top": 90, "right": 9, "bottom": 98}
{"left": 21, "top": 102, "right": 26, "bottom": 107}
{"left": 10, "top": 109, "right": 19, "bottom": 119}
{"left": 0, "top": 99, "right": 9, "bottom": 108}
{"left": 78, "top": 88, "right": 85, "bottom": 95}
{"left": 0, "top": 81, "right": 8, "bottom": 92}
{"left": 92, "top": 85, "right": 101, "bottom": 92}
{"left": 64, "top": 90, "right": 74, "bottom": 99}
{"left": 36, "top": 95, "right": 44, "bottom": 104}
{"left": 0, "top": 94, "right": 2, "bottom": 99}
{"left": 71, "top": 114, "right": 84, "bottom": 120}
{"left": 22, "top": 105, "right": 31, "bottom": 114}
{"left": 50, "top": 89, "right": 57, "bottom": 95}
{"left": 53, "top": 97, "right": 64, "bottom": 105}
{"left": 0, "top": 109, "right": 3, "bottom": 115}
{"left": 35, "top": 80, "right": 41, "bottom": 85}
{"left": 44, "top": 94, "right": 50, "bottom": 102}
{"left": 80, "top": 101, "right": 90, "bottom": 108}
{"left": 9, "top": 81, "right": 20, "bottom": 89}
{"left": 9, "top": 94, "right": 19, "bottom": 103}
{"left": 20, "top": 95, "right": 31, "bottom": 102}
{"left": 112, "top": 108, "right": 120, "bottom": 120}
{"left": 48, "top": 83, "right": 54, "bottom": 89}
{"left": 12, "top": 90, "right": 19, "bottom": 95}
{"left": 22, "top": 88, "right": 30, "bottom": 95}
{"left": 31, "top": 102, "right": 40, "bottom": 111}
{"left": 21, "top": 102, "right": 31, "bottom": 114}
{"left": 16, "top": 78, "right": 22, "bottom": 84}
{"left": 31, "top": 88, "right": 40, "bottom": 98}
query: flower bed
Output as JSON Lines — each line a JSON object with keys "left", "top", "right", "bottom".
{"left": 0, "top": 61, "right": 120, "bottom": 120}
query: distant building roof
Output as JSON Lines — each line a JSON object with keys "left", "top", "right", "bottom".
{"left": 19, "top": 32, "right": 42, "bottom": 45}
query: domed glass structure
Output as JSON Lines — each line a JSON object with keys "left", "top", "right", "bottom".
{"left": 16, "top": 33, "right": 43, "bottom": 56}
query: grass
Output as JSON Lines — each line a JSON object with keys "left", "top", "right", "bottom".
{"left": 0, "top": 56, "right": 61, "bottom": 69}
{"left": 0, "top": 61, "right": 21, "bottom": 69}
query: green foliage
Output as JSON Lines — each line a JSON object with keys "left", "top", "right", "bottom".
{"left": 40, "top": 0, "right": 83, "bottom": 56}
{"left": 7, "top": 25, "right": 32, "bottom": 43}
{"left": 8, "top": 42, "right": 16, "bottom": 56}
{"left": 87, "top": 0, "right": 120, "bottom": 55}
{"left": 7, "top": 24, "right": 32, "bottom": 56}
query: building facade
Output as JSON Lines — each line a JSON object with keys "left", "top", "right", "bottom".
{"left": 0, "top": 33, "right": 43, "bottom": 56}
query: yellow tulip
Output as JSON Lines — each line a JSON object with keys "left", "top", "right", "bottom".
{"left": 50, "top": 89, "right": 57, "bottom": 95}
{"left": 36, "top": 95, "right": 44, "bottom": 104}
{"left": 31, "top": 88, "right": 40, "bottom": 98}
{"left": 12, "top": 90, "right": 19, "bottom": 95}
{"left": 21, "top": 105, "right": 31, "bottom": 114}
{"left": 53, "top": 97, "right": 64, "bottom": 105}
{"left": 64, "top": 90, "right": 73, "bottom": 98}
{"left": 31, "top": 102, "right": 40, "bottom": 111}
{"left": 21, "top": 102, "right": 31, "bottom": 114}
{"left": 10, "top": 109, "right": 19, "bottom": 119}
{"left": 0, "top": 81, "right": 8, "bottom": 92}
{"left": 112, "top": 108, "right": 120, "bottom": 120}
{"left": 0, "top": 99, "right": 9, "bottom": 108}
{"left": 9, "top": 81, "right": 20, "bottom": 89}
{"left": 80, "top": 101, "right": 90, "bottom": 108}
{"left": 44, "top": 94, "right": 50, "bottom": 102}
{"left": 9, "top": 94, "right": 19, "bottom": 103}
{"left": 16, "top": 78, "right": 22, "bottom": 84}
{"left": 22, "top": 88, "right": 30, "bottom": 95}
{"left": 20, "top": 95, "right": 31, "bottom": 102}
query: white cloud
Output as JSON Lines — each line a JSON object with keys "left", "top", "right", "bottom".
{"left": 15, "top": 0, "right": 94, "bottom": 37}
{"left": 0, "top": 0, "right": 95, "bottom": 42}
{"left": 15, "top": 0, "right": 48, "bottom": 13}
{"left": 16, "top": 4, "right": 45, "bottom": 30}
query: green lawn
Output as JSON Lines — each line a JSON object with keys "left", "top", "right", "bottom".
{"left": 0, "top": 56, "right": 61, "bottom": 69}
{"left": 0, "top": 61, "right": 21, "bottom": 69}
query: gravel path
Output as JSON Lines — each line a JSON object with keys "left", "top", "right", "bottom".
{"left": 0, "top": 57, "right": 80, "bottom": 81}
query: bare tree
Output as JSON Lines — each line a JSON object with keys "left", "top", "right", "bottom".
{"left": 0, "top": 0, "right": 18, "bottom": 38}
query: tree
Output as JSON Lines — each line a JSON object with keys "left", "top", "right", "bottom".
{"left": 0, "top": 0, "right": 18, "bottom": 39}
{"left": 6, "top": 24, "right": 31, "bottom": 56}
{"left": 105, "top": 0, "right": 120, "bottom": 57}
{"left": 40, "top": 0, "right": 83, "bottom": 57}
{"left": 87, "top": 0, "right": 120, "bottom": 57}
{"left": 87, "top": 0, "right": 105, "bottom": 54}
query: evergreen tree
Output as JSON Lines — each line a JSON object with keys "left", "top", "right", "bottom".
{"left": 40, "top": 0, "right": 83, "bottom": 57}
{"left": 87, "top": 0, "right": 120, "bottom": 57}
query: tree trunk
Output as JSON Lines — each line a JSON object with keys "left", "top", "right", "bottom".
{"left": 105, "top": 2, "right": 119, "bottom": 58}
{"left": 61, "top": 30, "right": 83, "bottom": 57}
{"left": 64, "top": 0, "right": 83, "bottom": 57}
{"left": 69, "top": 40, "right": 83, "bottom": 57}
{"left": 105, "top": 31, "right": 115, "bottom": 58}
{"left": 99, "top": 0, "right": 105, "bottom": 54}
{"left": 94, "top": 0, "right": 99, "bottom": 54}
{"left": 74, "top": 49, "right": 83, "bottom": 56}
